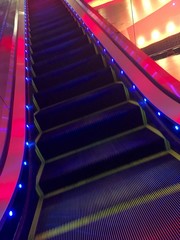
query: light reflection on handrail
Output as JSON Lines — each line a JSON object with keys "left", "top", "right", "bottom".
{"left": 0, "top": 0, "right": 18, "bottom": 170}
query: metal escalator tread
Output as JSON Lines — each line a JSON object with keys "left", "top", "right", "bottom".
{"left": 31, "top": 28, "right": 84, "bottom": 53}
{"left": 33, "top": 67, "right": 115, "bottom": 109}
{"left": 30, "top": 13, "right": 72, "bottom": 34}
{"left": 31, "top": 36, "right": 92, "bottom": 68}
{"left": 45, "top": 191, "right": 179, "bottom": 240}
{"left": 30, "top": 10, "right": 69, "bottom": 23}
{"left": 31, "top": 20, "right": 79, "bottom": 43}
{"left": 33, "top": 54, "right": 106, "bottom": 91}
{"left": 30, "top": 14, "right": 71, "bottom": 32}
{"left": 32, "top": 43, "right": 97, "bottom": 77}
{"left": 35, "top": 83, "right": 127, "bottom": 131}
{"left": 35, "top": 154, "right": 180, "bottom": 236}
{"left": 40, "top": 127, "right": 167, "bottom": 194}
{"left": 30, "top": 12, "right": 72, "bottom": 27}
{"left": 36, "top": 102, "right": 143, "bottom": 160}
{"left": 31, "top": 34, "right": 89, "bottom": 60}
{"left": 32, "top": 42, "right": 95, "bottom": 69}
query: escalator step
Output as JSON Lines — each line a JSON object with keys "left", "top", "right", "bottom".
{"left": 31, "top": 34, "right": 89, "bottom": 62}
{"left": 33, "top": 54, "right": 106, "bottom": 91}
{"left": 30, "top": 6, "right": 70, "bottom": 20}
{"left": 30, "top": 20, "right": 78, "bottom": 43}
{"left": 33, "top": 67, "right": 115, "bottom": 109}
{"left": 40, "top": 127, "right": 167, "bottom": 193}
{"left": 31, "top": 27, "right": 84, "bottom": 53}
{"left": 32, "top": 43, "right": 96, "bottom": 76}
{"left": 31, "top": 37, "right": 91, "bottom": 68}
{"left": 35, "top": 154, "right": 180, "bottom": 235}
{"left": 30, "top": 9, "right": 67, "bottom": 22}
{"left": 32, "top": 41, "right": 93, "bottom": 69}
{"left": 49, "top": 191, "right": 179, "bottom": 240}
{"left": 35, "top": 83, "right": 127, "bottom": 131}
{"left": 36, "top": 102, "right": 143, "bottom": 160}
{"left": 30, "top": 12, "right": 71, "bottom": 33}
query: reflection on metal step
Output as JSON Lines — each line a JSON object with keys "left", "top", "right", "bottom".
{"left": 35, "top": 154, "right": 180, "bottom": 236}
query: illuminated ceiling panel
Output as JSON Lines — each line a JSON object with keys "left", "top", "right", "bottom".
{"left": 88, "top": 0, "right": 113, "bottom": 8}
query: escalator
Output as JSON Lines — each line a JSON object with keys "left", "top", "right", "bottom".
{"left": 28, "top": 0, "right": 180, "bottom": 239}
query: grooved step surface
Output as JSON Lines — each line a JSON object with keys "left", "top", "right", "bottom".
{"left": 34, "top": 67, "right": 115, "bottom": 109}
{"left": 30, "top": 16, "right": 71, "bottom": 35}
{"left": 31, "top": 18, "right": 77, "bottom": 42}
{"left": 33, "top": 43, "right": 96, "bottom": 76}
{"left": 40, "top": 127, "right": 166, "bottom": 193}
{"left": 35, "top": 83, "right": 127, "bottom": 131}
{"left": 32, "top": 34, "right": 89, "bottom": 62}
{"left": 36, "top": 103, "right": 143, "bottom": 160}
{"left": 34, "top": 54, "right": 105, "bottom": 91}
{"left": 45, "top": 191, "right": 179, "bottom": 240}
{"left": 36, "top": 154, "right": 180, "bottom": 235}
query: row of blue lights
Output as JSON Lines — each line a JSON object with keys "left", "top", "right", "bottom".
{"left": 8, "top": 183, "right": 23, "bottom": 217}
{"left": 24, "top": 0, "right": 30, "bottom": 164}
{"left": 24, "top": 0, "right": 35, "bottom": 149}
{"left": 24, "top": 0, "right": 33, "bottom": 166}
{"left": 8, "top": 178, "right": 26, "bottom": 217}
{"left": 64, "top": 0, "right": 180, "bottom": 134}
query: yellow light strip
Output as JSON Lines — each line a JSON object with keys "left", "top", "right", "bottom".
{"left": 35, "top": 183, "right": 180, "bottom": 239}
